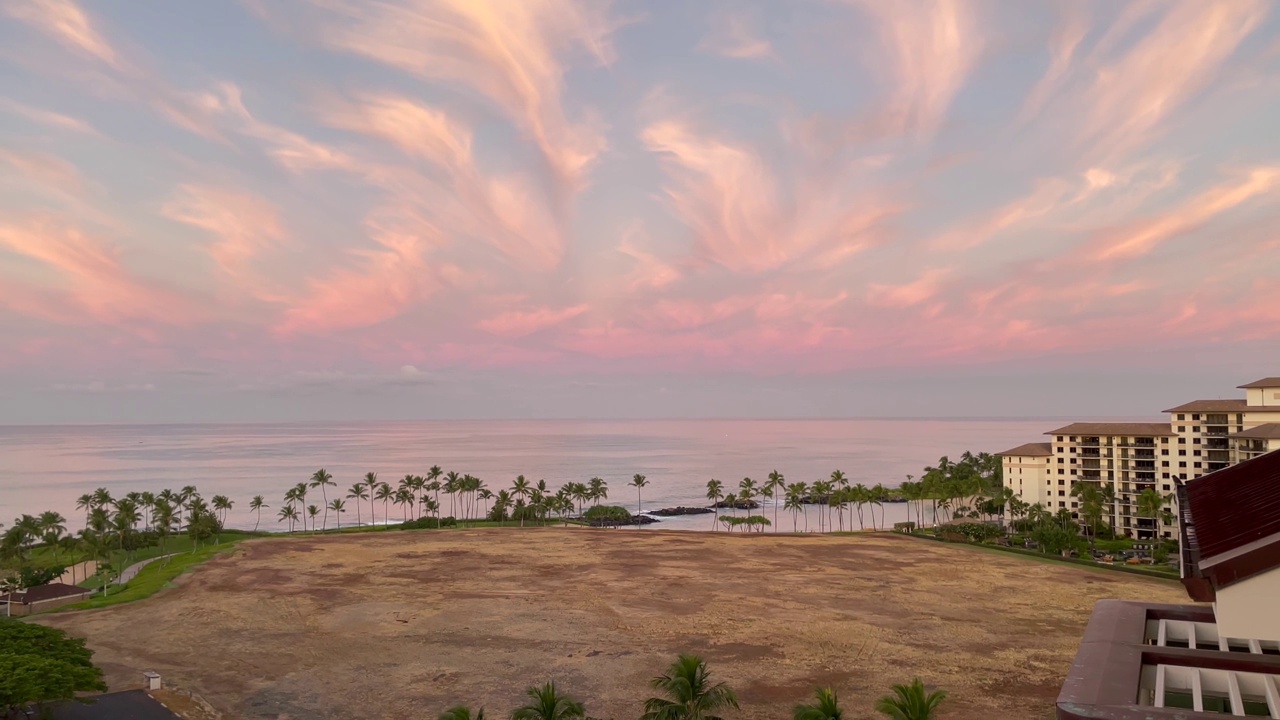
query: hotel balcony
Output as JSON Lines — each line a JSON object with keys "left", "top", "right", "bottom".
{"left": 1080, "top": 470, "right": 1102, "bottom": 480}
{"left": 1080, "top": 437, "right": 1101, "bottom": 448}
{"left": 1134, "top": 449, "right": 1156, "bottom": 459}
{"left": 1081, "top": 448, "right": 1100, "bottom": 457}
{"left": 1203, "top": 426, "right": 1229, "bottom": 437}
{"left": 1204, "top": 437, "right": 1229, "bottom": 450}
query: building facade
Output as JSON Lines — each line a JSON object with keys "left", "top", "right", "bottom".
{"left": 999, "top": 377, "right": 1280, "bottom": 540}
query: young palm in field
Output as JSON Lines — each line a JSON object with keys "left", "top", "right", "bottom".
{"left": 793, "top": 687, "right": 842, "bottom": 720}
{"left": 511, "top": 682, "right": 585, "bottom": 720}
{"left": 249, "top": 495, "right": 267, "bottom": 531}
{"left": 642, "top": 654, "right": 739, "bottom": 720}
{"left": 705, "top": 479, "right": 724, "bottom": 530}
{"left": 347, "top": 484, "right": 368, "bottom": 527}
{"left": 310, "top": 469, "right": 334, "bottom": 530}
{"left": 328, "top": 499, "right": 345, "bottom": 529}
{"left": 630, "top": 474, "right": 649, "bottom": 524}
{"left": 363, "top": 472, "right": 379, "bottom": 525}
{"left": 874, "top": 678, "right": 947, "bottom": 720}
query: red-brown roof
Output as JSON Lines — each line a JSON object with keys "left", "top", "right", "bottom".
{"left": 1045, "top": 422, "right": 1173, "bottom": 437}
{"left": 1237, "top": 423, "right": 1280, "bottom": 440}
{"left": 1162, "top": 399, "right": 1250, "bottom": 413}
{"left": 1239, "top": 377, "right": 1280, "bottom": 389}
{"left": 0, "top": 582, "right": 92, "bottom": 604}
{"left": 1182, "top": 449, "right": 1280, "bottom": 592}
{"left": 996, "top": 442, "right": 1052, "bottom": 457}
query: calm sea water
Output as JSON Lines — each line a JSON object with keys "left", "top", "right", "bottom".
{"left": 0, "top": 419, "right": 1054, "bottom": 533}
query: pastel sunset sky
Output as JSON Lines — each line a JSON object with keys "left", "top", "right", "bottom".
{"left": 2, "top": 0, "right": 1279, "bottom": 423}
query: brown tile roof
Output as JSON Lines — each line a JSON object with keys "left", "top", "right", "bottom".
{"left": 1237, "top": 423, "right": 1280, "bottom": 440}
{"left": 1162, "top": 398, "right": 1250, "bottom": 413}
{"left": 1239, "top": 377, "right": 1280, "bottom": 389}
{"left": 1045, "top": 422, "right": 1173, "bottom": 437}
{"left": 996, "top": 442, "right": 1053, "bottom": 457}
{"left": 0, "top": 582, "right": 93, "bottom": 604}
{"left": 1181, "top": 448, "right": 1280, "bottom": 592}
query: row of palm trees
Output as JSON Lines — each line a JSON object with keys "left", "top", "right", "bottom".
{"left": 258, "top": 470, "right": 659, "bottom": 533}
{"left": 437, "top": 654, "right": 947, "bottom": 719}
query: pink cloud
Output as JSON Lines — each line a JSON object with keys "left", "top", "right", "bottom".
{"left": 699, "top": 11, "right": 776, "bottom": 61}
{"left": 0, "top": 98, "right": 99, "bottom": 135}
{"left": 478, "top": 304, "right": 589, "bottom": 338}
{"left": 642, "top": 119, "right": 894, "bottom": 273}
{"left": 0, "top": 218, "right": 198, "bottom": 326}
{"left": 867, "top": 269, "right": 951, "bottom": 308}
{"left": 844, "top": 0, "right": 982, "bottom": 139}
{"left": 4, "top": 0, "right": 123, "bottom": 70}
{"left": 302, "top": 0, "right": 618, "bottom": 189}
{"left": 1086, "top": 167, "right": 1280, "bottom": 261}
{"left": 161, "top": 184, "right": 287, "bottom": 280}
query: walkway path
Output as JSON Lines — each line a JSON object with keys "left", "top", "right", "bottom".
{"left": 54, "top": 560, "right": 97, "bottom": 585}
{"left": 115, "top": 554, "right": 177, "bottom": 585}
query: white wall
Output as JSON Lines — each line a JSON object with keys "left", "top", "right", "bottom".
{"left": 1214, "top": 568, "right": 1280, "bottom": 643}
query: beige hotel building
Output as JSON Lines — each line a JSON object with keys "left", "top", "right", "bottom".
{"left": 998, "top": 377, "right": 1280, "bottom": 540}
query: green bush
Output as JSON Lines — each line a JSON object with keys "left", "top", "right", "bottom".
{"left": 582, "top": 505, "right": 632, "bottom": 522}
{"left": 397, "top": 517, "right": 457, "bottom": 530}
{"left": 947, "top": 522, "right": 1003, "bottom": 543}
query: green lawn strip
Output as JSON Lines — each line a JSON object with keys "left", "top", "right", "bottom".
{"left": 882, "top": 531, "right": 1180, "bottom": 581}
{"left": 55, "top": 539, "right": 247, "bottom": 611}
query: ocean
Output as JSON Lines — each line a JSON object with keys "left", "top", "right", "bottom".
{"left": 0, "top": 418, "right": 1054, "bottom": 532}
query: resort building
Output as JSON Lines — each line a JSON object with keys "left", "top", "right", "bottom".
{"left": 1055, "top": 448, "right": 1280, "bottom": 718}
{"left": 999, "top": 376, "right": 1280, "bottom": 540}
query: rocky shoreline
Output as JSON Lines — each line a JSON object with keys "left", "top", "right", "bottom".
{"left": 648, "top": 506, "right": 715, "bottom": 517}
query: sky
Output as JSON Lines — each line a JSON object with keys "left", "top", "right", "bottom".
{"left": 1, "top": 0, "right": 1279, "bottom": 424}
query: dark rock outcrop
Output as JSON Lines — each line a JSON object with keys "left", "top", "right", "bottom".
{"left": 648, "top": 506, "right": 715, "bottom": 516}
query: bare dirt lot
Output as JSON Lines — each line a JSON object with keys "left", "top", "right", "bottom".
{"left": 39, "top": 529, "right": 1188, "bottom": 719}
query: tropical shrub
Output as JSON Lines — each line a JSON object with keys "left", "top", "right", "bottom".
{"left": 582, "top": 505, "right": 633, "bottom": 522}
{"left": 0, "top": 619, "right": 107, "bottom": 716}
{"left": 946, "top": 522, "right": 1003, "bottom": 543}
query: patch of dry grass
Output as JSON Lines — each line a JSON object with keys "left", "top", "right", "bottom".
{"left": 38, "top": 529, "right": 1188, "bottom": 719}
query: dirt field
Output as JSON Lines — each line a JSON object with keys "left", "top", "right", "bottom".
{"left": 39, "top": 529, "right": 1188, "bottom": 719}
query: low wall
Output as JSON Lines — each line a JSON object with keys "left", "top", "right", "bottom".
{"left": 5, "top": 592, "right": 94, "bottom": 616}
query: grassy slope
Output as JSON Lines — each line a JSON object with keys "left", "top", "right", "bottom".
{"left": 57, "top": 539, "right": 248, "bottom": 611}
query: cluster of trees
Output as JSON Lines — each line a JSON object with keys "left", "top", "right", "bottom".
{"left": 1003, "top": 483, "right": 1175, "bottom": 554}
{"left": 437, "top": 655, "right": 947, "bottom": 720}
{"left": 1, "top": 485, "right": 226, "bottom": 596}
{"left": 1, "top": 620, "right": 107, "bottom": 716}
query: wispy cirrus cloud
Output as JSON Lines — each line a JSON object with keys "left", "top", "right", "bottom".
{"left": 699, "top": 11, "right": 775, "bottom": 61}
{"left": 0, "top": 98, "right": 99, "bottom": 135}
{"left": 297, "top": 0, "right": 619, "bottom": 190}
{"left": 843, "top": 0, "right": 982, "bottom": 139}
{"left": 3, "top": 0, "right": 123, "bottom": 69}
{"left": 479, "top": 304, "right": 589, "bottom": 337}
{"left": 161, "top": 184, "right": 287, "bottom": 280}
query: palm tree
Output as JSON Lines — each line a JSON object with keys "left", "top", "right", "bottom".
{"left": 306, "top": 504, "right": 320, "bottom": 531}
{"left": 511, "top": 682, "right": 585, "bottom": 720}
{"left": 347, "top": 484, "right": 369, "bottom": 527}
{"left": 363, "top": 472, "right": 379, "bottom": 526}
{"left": 444, "top": 471, "right": 462, "bottom": 518}
{"left": 75, "top": 493, "right": 94, "bottom": 527}
{"left": 784, "top": 488, "right": 804, "bottom": 533}
{"left": 292, "top": 482, "right": 310, "bottom": 531}
{"left": 212, "top": 495, "right": 233, "bottom": 527}
{"left": 1070, "top": 481, "right": 1104, "bottom": 551}
{"left": 438, "top": 707, "right": 485, "bottom": 720}
{"left": 249, "top": 495, "right": 268, "bottom": 531}
{"left": 642, "top": 654, "right": 739, "bottom": 720}
{"left": 376, "top": 482, "right": 394, "bottom": 526}
{"left": 630, "top": 474, "right": 649, "bottom": 525}
{"left": 737, "top": 477, "right": 756, "bottom": 516}
{"left": 478, "top": 488, "right": 495, "bottom": 519}
{"left": 874, "top": 678, "right": 947, "bottom": 720}
{"left": 765, "top": 470, "right": 785, "bottom": 532}
{"left": 512, "top": 476, "right": 532, "bottom": 527}
{"left": 328, "top": 499, "right": 346, "bottom": 529}
{"left": 311, "top": 469, "right": 335, "bottom": 530}
{"left": 38, "top": 511, "right": 67, "bottom": 560}
{"left": 277, "top": 505, "right": 299, "bottom": 533}
{"left": 394, "top": 489, "right": 414, "bottom": 522}
{"left": 794, "top": 687, "right": 842, "bottom": 720}
{"left": 588, "top": 477, "right": 608, "bottom": 506}
{"left": 705, "top": 479, "right": 724, "bottom": 530}
{"left": 1136, "top": 488, "right": 1172, "bottom": 538}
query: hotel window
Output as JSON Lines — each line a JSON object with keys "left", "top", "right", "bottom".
{"left": 1057, "top": 458, "right": 1064, "bottom": 463}
{"left": 1176, "top": 426, "right": 1184, "bottom": 432}
{"left": 1237, "top": 414, "right": 1244, "bottom": 422}
{"left": 1058, "top": 469, "right": 1064, "bottom": 475}
{"left": 1161, "top": 461, "right": 1168, "bottom": 467}
{"left": 1070, "top": 436, "right": 1076, "bottom": 441}
{"left": 1177, "top": 414, "right": 1185, "bottom": 420}
{"left": 1161, "top": 449, "right": 1168, "bottom": 455}
{"left": 1162, "top": 473, "right": 1170, "bottom": 479}
{"left": 1058, "top": 490, "right": 1065, "bottom": 496}
{"left": 1179, "top": 461, "right": 1186, "bottom": 468}
{"left": 1178, "top": 437, "right": 1185, "bottom": 444}
{"left": 1194, "top": 462, "right": 1202, "bottom": 468}
{"left": 1057, "top": 446, "right": 1064, "bottom": 452}
{"left": 1162, "top": 484, "right": 1170, "bottom": 491}
{"left": 1057, "top": 436, "right": 1064, "bottom": 442}
{"left": 1192, "top": 438, "right": 1200, "bottom": 444}
{"left": 1193, "top": 450, "right": 1201, "bottom": 456}
{"left": 1192, "top": 414, "right": 1201, "bottom": 420}
{"left": 1178, "top": 449, "right": 1186, "bottom": 456}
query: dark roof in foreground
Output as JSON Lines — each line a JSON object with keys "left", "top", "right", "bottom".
{"left": 1046, "top": 422, "right": 1173, "bottom": 437}
{"left": 46, "top": 690, "right": 179, "bottom": 720}
{"left": 1162, "top": 398, "right": 1251, "bottom": 413}
{"left": 1236, "top": 423, "right": 1280, "bottom": 440}
{"left": 996, "top": 442, "right": 1053, "bottom": 457}
{"left": 1239, "top": 377, "right": 1280, "bottom": 389}
{"left": 0, "top": 582, "right": 93, "bottom": 604}
{"left": 1181, "top": 448, "right": 1280, "bottom": 595}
